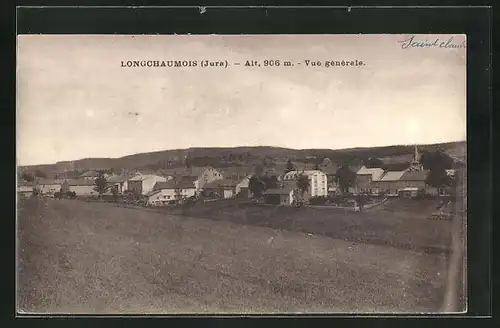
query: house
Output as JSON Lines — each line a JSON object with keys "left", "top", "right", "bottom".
{"left": 399, "top": 170, "right": 438, "bottom": 195}
{"left": 202, "top": 178, "right": 239, "bottom": 199}
{"left": 107, "top": 174, "right": 135, "bottom": 194}
{"left": 370, "top": 171, "right": 406, "bottom": 195}
{"left": 355, "top": 166, "right": 385, "bottom": 194}
{"left": 160, "top": 166, "right": 223, "bottom": 190}
{"left": 398, "top": 187, "right": 420, "bottom": 199}
{"left": 35, "top": 179, "right": 66, "bottom": 195}
{"left": 186, "top": 166, "right": 223, "bottom": 190}
{"left": 64, "top": 179, "right": 97, "bottom": 196}
{"left": 263, "top": 186, "right": 296, "bottom": 206}
{"left": 251, "top": 166, "right": 285, "bottom": 181}
{"left": 321, "top": 157, "right": 333, "bottom": 167}
{"left": 126, "top": 174, "right": 170, "bottom": 195}
{"left": 146, "top": 178, "right": 197, "bottom": 206}
{"left": 321, "top": 164, "right": 339, "bottom": 193}
{"left": 219, "top": 167, "right": 253, "bottom": 181}
{"left": 17, "top": 182, "right": 35, "bottom": 197}
{"left": 282, "top": 170, "right": 328, "bottom": 197}
{"left": 80, "top": 170, "right": 100, "bottom": 180}
{"left": 235, "top": 175, "right": 251, "bottom": 197}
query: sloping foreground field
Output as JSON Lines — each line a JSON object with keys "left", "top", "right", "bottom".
{"left": 18, "top": 198, "right": 448, "bottom": 314}
{"left": 164, "top": 199, "right": 452, "bottom": 255}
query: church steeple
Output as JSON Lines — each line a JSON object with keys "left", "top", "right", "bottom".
{"left": 408, "top": 144, "right": 423, "bottom": 171}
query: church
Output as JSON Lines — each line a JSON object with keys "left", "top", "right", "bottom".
{"left": 369, "top": 145, "right": 442, "bottom": 197}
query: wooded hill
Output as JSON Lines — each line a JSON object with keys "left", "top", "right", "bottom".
{"left": 19, "top": 141, "right": 466, "bottom": 176}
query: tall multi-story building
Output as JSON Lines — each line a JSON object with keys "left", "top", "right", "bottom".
{"left": 282, "top": 170, "right": 328, "bottom": 197}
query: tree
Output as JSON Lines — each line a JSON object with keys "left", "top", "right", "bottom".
{"left": 93, "top": 171, "right": 109, "bottom": 200}
{"left": 420, "top": 150, "right": 453, "bottom": 170}
{"left": 420, "top": 150, "right": 454, "bottom": 189}
{"left": 254, "top": 163, "right": 265, "bottom": 176}
{"left": 111, "top": 185, "right": 119, "bottom": 202}
{"left": 297, "top": 174, "right": 310, "bottom": 193}
{"left": 21, "top": 172, "right": 35, "bottom": 182}
{"left": 336, "top": 164, "right": 356, "bottom": 194}
{"left": 264, "top": 175, "right": 279, "bottom": 189}
{"left": 426, "top": 167, "right": 452, "bottom": 188}
{"left": 285, "top": 159, "right": 294, "bottom": 174}
{"left": 355, "top": 193, "right": 368, "bottom": 211}
{"left": 296, "top": 174, "right": 310, "bottom": 206}
{"left": 248, "top": 175, "right": 266, "bottom": 199}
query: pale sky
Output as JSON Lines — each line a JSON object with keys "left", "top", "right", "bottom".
{"left": 16, "top": 34, "right": 466, "bottom": 166}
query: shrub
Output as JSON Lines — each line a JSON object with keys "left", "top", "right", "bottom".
{"left": 65, "top": 191, "right": 76, "bottom": 199}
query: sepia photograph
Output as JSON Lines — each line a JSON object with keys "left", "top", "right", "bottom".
{"left": 16, "top": 34, "right": 467, "bottom": 314}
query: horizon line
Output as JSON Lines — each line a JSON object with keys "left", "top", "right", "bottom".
{"left": 17, "top": 139, "right": 466, "bottom": 167}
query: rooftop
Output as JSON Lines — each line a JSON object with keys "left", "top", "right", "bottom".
{"left": 163, "top": 166, "right": 217, "bottom": 178}
{"left": 128, "top": 174, "right": 166, "bottom": 181}
{"left": 400, "top": 170, "right": 430, "bottom": 181}
{"left": 107, "top": 174, "right": 134, "bottom": 183}
{"left": 379, "top": 171, "right": 406, "bottom": 182}
{"left": 400, "top": 187, "right": 419, "bottom": 191}
{"left": 264, "top": 186, "right": 295, "bottom": 195}
{"left": 203, "top": 179, "right": 238, "bottom": 189}
{"left": 219, "top": 166, "right": 253, "bottom": 179}
{"left": 356, "top": 166, "right": 385, "bottom": 181}
{"left": 153, "top": 178, "right": 196, "bottom": 190}
{"left": 37, "top": 178, "right": 67, "bottom": 185}
{"left": 80, "top": 170, "right": 99, "bottom": 178}
{"left": 283, "top": 170, "right": 325, "bottom": 178}
{"left": 18, "top": 181, "right": 35, "bottom": 187}
{"left": 321, "top": 164, "right": 339, "bottom": 175}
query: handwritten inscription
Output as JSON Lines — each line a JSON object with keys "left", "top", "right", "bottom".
{"left": 398, "top": 35, "right": 466, "bottom": 50}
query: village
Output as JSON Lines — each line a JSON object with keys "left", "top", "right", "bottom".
{"left": 17, "top": 145, "right": 464, "bottom": 211}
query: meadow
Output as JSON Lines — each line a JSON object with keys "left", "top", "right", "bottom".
{"left": 17, "top": 198, "right": 450, "bottom": 314}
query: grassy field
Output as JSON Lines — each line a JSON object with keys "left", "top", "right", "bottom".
{"left": 18, "top": 198, "right": 449, "bottom": 314}
{"left": 163, "top": 199, "right": 452, "bottom": 255}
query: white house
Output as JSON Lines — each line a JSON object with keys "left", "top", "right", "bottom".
{"left": 282, "top": 170, "right": 328, "bottom": 197}
{"left": 235, "top": 175, "right": 251, "bottom": 196}
{"left": 36, "top": 179, "right": 66, "bottom": 195}
{"left": 127, "top": 174, "right": 170, "bottom": 195}
{"left": 65, "top": 179, "right": 97, "bottom": 196}
{"left": 146, "top": 179, "right": 197, "bottom": 206}
{"left": 17, "top": 182, "right": 35, "bottom": 197}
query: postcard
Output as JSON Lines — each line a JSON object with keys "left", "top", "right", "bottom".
{"left": 16, "top": 34, "right": 467, "bottom": 314}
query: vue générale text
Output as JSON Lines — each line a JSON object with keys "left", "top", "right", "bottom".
{"left": 120, "top": 59, "right": 366, "bottom": 68}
